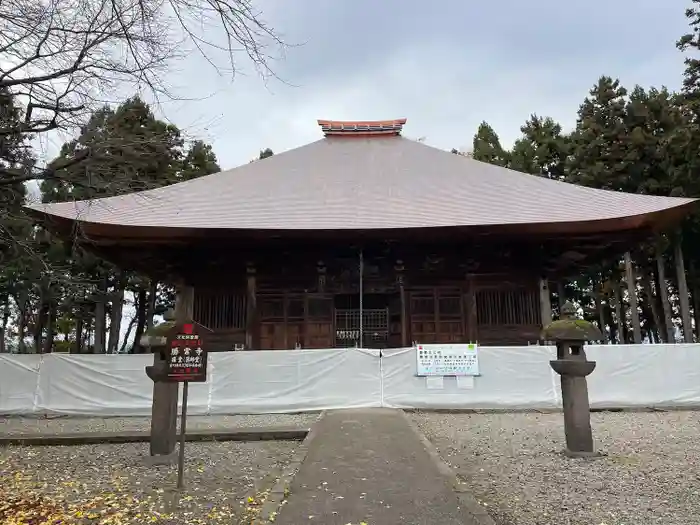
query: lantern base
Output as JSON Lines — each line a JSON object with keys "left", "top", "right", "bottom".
{"left": 561, "top": 449, "right": 605, "bottom": 459}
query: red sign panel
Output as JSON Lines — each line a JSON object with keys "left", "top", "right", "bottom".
{"left": 166, "top": 333, "right": 207, "bottom": 382}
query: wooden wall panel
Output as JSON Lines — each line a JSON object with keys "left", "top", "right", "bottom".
{"left": 408, "top": 287, "right": 465, "bottom": 345}
{"left": 195, "top": 268, "right": 543, "bottom": 349}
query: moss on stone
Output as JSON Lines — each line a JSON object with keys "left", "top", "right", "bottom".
{"left": 541, "top": 318, "right": 603, "bottom": 342}
{"left": 144, "top": 321, "right": 178, "bottom": 337}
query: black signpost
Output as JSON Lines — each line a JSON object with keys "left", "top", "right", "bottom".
{"left": 166, "top": 324, "right": 207, "bottom": 489}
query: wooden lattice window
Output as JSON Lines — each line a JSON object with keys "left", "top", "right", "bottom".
{"left": 193, "top": 291, "right": 246, "bottom": 330}
{"left": 476, "top": 287, "right": 539, "bottom": 326}
{"left": 259, "top": 296, "right": 284, "bottom": 321}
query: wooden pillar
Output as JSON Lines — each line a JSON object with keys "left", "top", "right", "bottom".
{"left": 624, "top": 252, "right": 642, "bottom": 344}
{"left": 149, "top": 284, "right": 192, "bottom": 458}
{"left": 539, "top": 278, "right": 552, "bottom": 328}
{"left": 395, "top": 260, "right": 408, "bottom": 347}
{"left": 466, "top": 274, "right": 478, "bottom": 343}
{"left": 245, "top": 263, "right": 257, "bottom": 350}
{"left": 317, "top": 260, "right": 327, "bottom": 293}
{"left": 674, "top": 239, "right": 693, "bottom": 343}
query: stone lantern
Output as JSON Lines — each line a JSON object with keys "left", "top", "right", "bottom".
{"left": 542, "top": 301, "right": 602, "bottom": 457}
{"left": 143, "top": 309, "right": 178, "bottom": 382}
{"left": 141, "top": 309, "right": 181, "bottom": 459}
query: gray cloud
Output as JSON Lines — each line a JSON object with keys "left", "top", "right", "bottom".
{"left": 38, "top": 0, "right": 696, "bottom": 169}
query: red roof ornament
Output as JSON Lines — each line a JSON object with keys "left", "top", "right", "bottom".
{"left": 317, "top": 118, "right": 406, "bottom": 136}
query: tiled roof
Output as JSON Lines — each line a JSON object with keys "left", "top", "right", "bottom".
{"left": 27, "top": 135, "right": 696, "bottom": 234}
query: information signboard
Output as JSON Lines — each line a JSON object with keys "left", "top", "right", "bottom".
{"left": 415, "top": 343, "right": 480, "bottom": 377}
{"left": 167, "top": 325, "right": 207, "bottom": 382}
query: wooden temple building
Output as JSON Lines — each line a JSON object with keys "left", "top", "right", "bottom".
{"left": 29, "top": 119, "right": 697, "bottom": 349}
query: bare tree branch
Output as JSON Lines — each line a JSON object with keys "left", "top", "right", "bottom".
{"left": 0, "top": 0, "right": 286, "bottom": 187}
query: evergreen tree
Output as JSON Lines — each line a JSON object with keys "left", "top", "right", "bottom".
{"left": 34, "top": 97, "right": 221, "bottom": 353}
{"left": 567, "top": 76, "right": 629, "bottom": 190}
{"left": 509, "top": 115, "right": 569, "bottom": 180}
{"left": 181, "top": 140, "right": 221, "bottom": 181}
{"left": 471, "top": 122, "right": 510, "bottom": 167}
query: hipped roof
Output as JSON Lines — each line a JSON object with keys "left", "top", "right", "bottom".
{"left": 27, "top": 132, "right": 697, "bottom": 241}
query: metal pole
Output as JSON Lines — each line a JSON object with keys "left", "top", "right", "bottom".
{"left": 176, "top": 381, "right": 188, "bottom": 489}
{"left": 359, "top": 249, "right": 364, "bottom": 347}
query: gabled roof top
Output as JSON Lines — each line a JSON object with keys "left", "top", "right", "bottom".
{"left": 27, "top": 126, "right": 696, "bottom": 239}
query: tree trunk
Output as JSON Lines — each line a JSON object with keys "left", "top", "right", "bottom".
{"left": 691, "top": 261, "right": 700, "bottom": 342}
{"left": 42, "top": 302, "right": 55, "bottom": 354}
{"left": 119, "top": 313, "right": 137, "bottom": 353}
{"left": 641, "top": 267, "right": 663, "bottom": 343}
{"left": 85, "top": 318, "right": 93, "bottom": 353}
{"left": 17, "top": 293, "right": 27, "bottom": 353}
{"left": 613, "top": 279, "right": 625, "bottom": 343}
{"left": 593, "top": 278, "right": 608, "bottom": 343}
{"left": 34, "top": 297, "right": 48, "bottom": 353}
{"left": 604, "top": 297, "right": 616, "bottom": 344}
{"left": 93, "top": 277, "right": 108, "bottom": 354}
{"left": 656, "top": 251, "right": 675, "bottom": 343}
{"left": 146, "top": 280, "right": 157, "bottom": 330}
{"left": 624, "top": 252, "right": 642, "bottom": 344}
{"left": 133, "top": 287, "right": 148, "bottom": 353}
{"left": 107, "top": 276, "right": 125, "bottom": 354}
{"left": 74, "top": 313, "right": 84, "bottom": 354}
{"left": 673, "top": 239, "right": 693, "bottom": 343}
{"left": 0, "top": 295, "right": 9, "bottom": 353}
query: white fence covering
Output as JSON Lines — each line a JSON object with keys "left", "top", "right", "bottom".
{"left": 1, "top": 345, "right": 699, "bottom": 416}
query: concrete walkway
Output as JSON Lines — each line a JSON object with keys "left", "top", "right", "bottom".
{"left": 275, "top": 408, "right": 490, "bottom": 525}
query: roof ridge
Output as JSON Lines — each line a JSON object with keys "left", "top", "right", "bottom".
{"left": 317, "top": 118, "right": 406, "bottom": 136}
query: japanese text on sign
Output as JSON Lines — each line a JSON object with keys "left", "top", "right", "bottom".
{"left": 415, "top": 343, "right": 480, "bottom": 376}
{"left": 167, "top": 333, "right": 207, "bottom": 382}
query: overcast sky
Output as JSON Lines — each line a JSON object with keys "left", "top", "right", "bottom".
{"left": 38, "top": 0, "right": 695, "bottom": 171}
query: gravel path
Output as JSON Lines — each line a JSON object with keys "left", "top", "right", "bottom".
{"left": 0, "top": 440, "right": 299, "bottom": 524}
{"left": 413, "top": 410, "right": 700, "bottom": 525}
{"left": 0, "top": 414, "right": 319, "bottom": 435}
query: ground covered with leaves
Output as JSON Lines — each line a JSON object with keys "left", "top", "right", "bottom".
{"left": 0, "top": 440, "right": 299, "bottom": 524}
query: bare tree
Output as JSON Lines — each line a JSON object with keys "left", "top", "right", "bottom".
{"left": 0, "top": 0, "right": 284, "bottom": 185}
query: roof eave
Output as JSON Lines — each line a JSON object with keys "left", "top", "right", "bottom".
{"left": 25, "top": 199, "right": 698, "bottom": 246}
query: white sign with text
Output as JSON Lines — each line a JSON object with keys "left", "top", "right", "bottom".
{"left": 415, "top": 343, "right": 480, "bottom": 376}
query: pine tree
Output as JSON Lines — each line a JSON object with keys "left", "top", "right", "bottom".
{"left": 471, "top": 122, "right": 510, "bottom": 167}
{"left": 567, "top": 76, "right": 629, "bottom": 190}
{"left": 38, "top": 96, "right": 220, "bottom": 353}
{"left": 509, "top": 115, "right": 569, "bottom": 180}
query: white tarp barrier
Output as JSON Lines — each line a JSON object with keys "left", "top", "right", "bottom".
{"left": 34, "top": 354, "right": 212, "bottom": 416}
{"left": 2, "top": 344, "right": 700, "bottom": 416}
{"left": 585, "top": 344, "right": 700, "bottom": 408}
{"left": 36, "top": 354, "right": 154, "bottom": 416}
{"left": 382, "top": 346, "right": 559, "bottom": 409}
{"left": 208, "top": 348, "right": 381, "bottom": 414}
{"left": 0, "top": 354, "right": 42, "bottom": 414}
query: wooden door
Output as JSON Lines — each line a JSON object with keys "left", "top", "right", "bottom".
{"left": 259, "top": 295, "right": 285, "bottom": 349}
{"left": 305, "top": 295, "right": 334, "bottom": 349}
{"left": 409, "top": 288, "right": 465, "bottom": 344}
{"left": 257, "top": 293, "right": 333, "bottom": 349}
